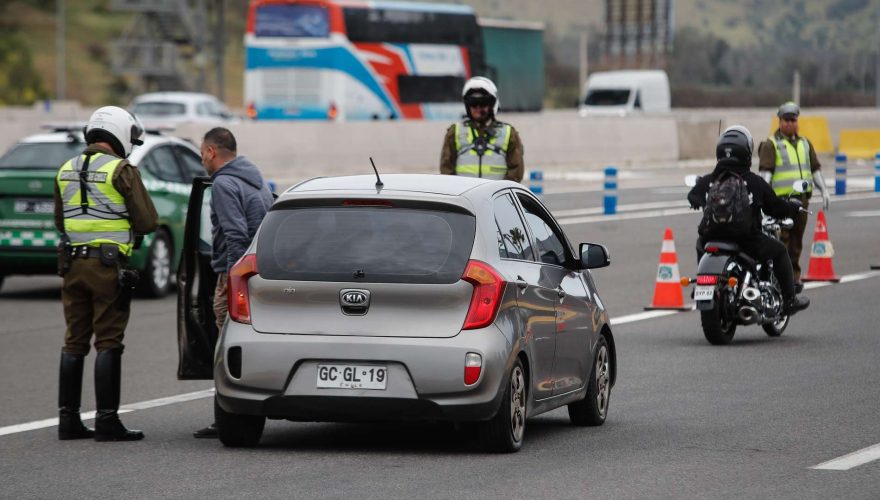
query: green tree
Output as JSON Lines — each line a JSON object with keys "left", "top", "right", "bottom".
{"left": 0, "top": 4, "right": 47, "bottom": 105}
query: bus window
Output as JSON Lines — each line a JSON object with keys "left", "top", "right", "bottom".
{"left": 398, "top": 75, "right": 464, "bottom": 104}
{"left": 255, "top": 4, "right": 329, "bottom": 38}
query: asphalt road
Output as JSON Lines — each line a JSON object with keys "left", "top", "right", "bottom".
{"left": 2, "top": 173, "right": 879, "bottom": 499}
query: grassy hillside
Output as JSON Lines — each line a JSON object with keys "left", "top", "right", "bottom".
{"left": 8, "top": 0, "right": 878, "bottom": 107}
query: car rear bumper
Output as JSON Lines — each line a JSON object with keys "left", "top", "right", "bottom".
{"left": 214, "top": 322, "right": 515, "bottom": 422}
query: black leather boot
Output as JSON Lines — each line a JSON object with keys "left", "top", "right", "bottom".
{"left": 58, "top": 352, "right": 95, "bottom": 440}
{"left": 94, "top": 348, "right": 143, "bottom": 441}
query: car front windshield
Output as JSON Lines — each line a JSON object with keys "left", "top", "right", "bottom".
{"left": 585, "top": 89, "right": 631, "bottom": 106}
{"left": 0, "top": 142, "right": 86, "bottom": 169}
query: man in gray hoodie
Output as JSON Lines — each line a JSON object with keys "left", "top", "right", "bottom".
{"left": 195, "top": 127, "right": 274, "bottom": 438}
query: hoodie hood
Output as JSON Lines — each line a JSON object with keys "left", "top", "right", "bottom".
{"left": 211, "top": 155, "right": 264, "bottom": 190}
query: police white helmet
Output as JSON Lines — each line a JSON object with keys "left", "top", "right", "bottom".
{"left": 84, "top": 106, "right": 145, "bottom": 158}
{"left": 462, "top": 76, "right": 499, "bottom": 119}
{"left": 716, "top": 125, "right": 754, "bottom": 167}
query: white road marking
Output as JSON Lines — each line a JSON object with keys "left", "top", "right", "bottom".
{"left": 846, "top": 210, "right": 880, "bottom": 217}
{"left": 610, "top": 308, "right": 694, "bottom": 326}
{"left": 810, "top": 443, "right": 880, "bottom": 470}
{"left": 0, "top": 388, "right": 213, "bottom": 437}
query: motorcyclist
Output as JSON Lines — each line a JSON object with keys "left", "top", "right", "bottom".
{"left": 687, "top": 125, "right": 810, "bottom": 315}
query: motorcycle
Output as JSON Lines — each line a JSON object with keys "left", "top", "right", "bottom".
{"left": 683, "top": 178, "right": 811, "bottom": 345}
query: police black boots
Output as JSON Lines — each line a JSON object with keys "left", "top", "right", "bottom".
{"left": 94, "top": 348, "right": 144, "bottom": 441}
{"left": 58, "top": 352, "right": 95, "bottom": 440}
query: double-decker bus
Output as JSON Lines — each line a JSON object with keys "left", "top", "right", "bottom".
{"left": 245, "top": 0, "right": 486, "bottom": 120}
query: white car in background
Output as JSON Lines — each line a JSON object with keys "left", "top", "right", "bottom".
{"left": 130, "top": 92, "right": 238, "bottom": 125}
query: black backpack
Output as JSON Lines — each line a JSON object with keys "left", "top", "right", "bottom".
{"left": 699, "top": 171, "right": 753, "bottom": 238}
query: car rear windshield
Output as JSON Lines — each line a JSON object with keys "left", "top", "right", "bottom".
{"left": 257, "top": 203, "right": 476, "bottom": 284}
{"left": 132, "top": 102, "right": 186, "bottom": 117}
{"left": 0, "top": 142, "right": 85, "bottom": 169}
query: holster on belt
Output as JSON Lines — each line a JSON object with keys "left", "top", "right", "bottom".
{"left": 57, "top": 234, "right": 72, "bottom": 277}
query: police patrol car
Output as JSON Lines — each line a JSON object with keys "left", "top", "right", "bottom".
{"left": 0, "top": 124, "right": 205, "bottom": 296}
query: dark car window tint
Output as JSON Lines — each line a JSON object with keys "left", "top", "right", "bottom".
{"left": 493, "top": 193, "right": 533, "bottom": 261}
{"left": 517, "top": 194, "right": 568, "bottom": 266}
{"left": 175, "top": 145, "right": 206, "bottom": 181}
{"left": 132, "top": 102, "right": 186, "bottom": 117}
{"left": 0, "top": 142, "right": 85, "bottom": 170}
{"left": 141, "top": 146, "right": 185, "bottom": 182}
{"left": 258, "top": 206, "right": 475, "bottom": 284}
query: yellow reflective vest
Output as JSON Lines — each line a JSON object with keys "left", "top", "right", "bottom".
{"left": 769, "top": 136, "right": 813, "bottom": 196}
{"left": 56, "top": 152, "right": 133, "bottom": 255}
{"left": 454, "top": 121, "right": 512, "bottom": 179}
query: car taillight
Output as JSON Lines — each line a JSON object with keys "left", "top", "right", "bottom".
{"left": 464, "top": 352, "right": 482, "bottom": 385}
{"left": 706, "top": 245, "right": 720, "bottom": 253}
{"left": 696, "top": 275, "right": 718, "bottom": 285}
{"left": 461, "top": 260, "right": 505, "bottom": 330}
{"left": 228, "top": 254, "right": 258, "bottom": 324}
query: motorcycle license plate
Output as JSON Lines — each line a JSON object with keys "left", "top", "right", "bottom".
{"left": 694, "top": 286, "right": 714, "bottom": 301}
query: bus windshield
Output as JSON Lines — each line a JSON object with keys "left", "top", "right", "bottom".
{"left": 255, "top": 4, "right": 329, "bottom": 38}
{"left": 245, "top": 0, "right": 484, "bottom": 121}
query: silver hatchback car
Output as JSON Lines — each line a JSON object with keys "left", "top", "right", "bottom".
{"left": 177, "top": 174, "right": 616, "bottom": 452}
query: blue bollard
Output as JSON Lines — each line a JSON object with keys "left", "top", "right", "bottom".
{"left": 834, "top": 154, "right": 846, "bottom": 196}
{"left": 603, "top": 166, "right": 618, "bottom": 215}
{"left": 875, "top": 153, "right": 880, "bottom": 193}
{"left": 528, "top": 170, "right": 544, "bottom": 198}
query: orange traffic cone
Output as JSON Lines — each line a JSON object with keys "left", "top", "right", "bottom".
{"left": 802, "top": 210, "right": 840, "bottom": 282}
{"left": 645, "top": 228, "right": 690, "bottom": 310}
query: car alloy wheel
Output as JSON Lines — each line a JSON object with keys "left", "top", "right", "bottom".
{"left": 594, "top": 344, "right": 610, "bottom": 418}
{"left": 509, "top": 364, "right": 526, "bottom": 443}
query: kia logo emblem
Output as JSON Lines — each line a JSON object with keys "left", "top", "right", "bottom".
{"left": 342, "top": 291, "right": 367, "bottom": 304}
{"left": 28, "top": 181, "right": 43, "bottom": 191}
{"left": 340, "top": 289, "right": 370, "bottom": 310}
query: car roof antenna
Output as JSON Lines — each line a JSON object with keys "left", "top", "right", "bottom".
{"left": 370, "top": 157, "right": 384, "bottom": 191}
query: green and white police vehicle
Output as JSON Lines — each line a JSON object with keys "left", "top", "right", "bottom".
{"left": 0, "top": 125, "right": 206, "bottom": 297}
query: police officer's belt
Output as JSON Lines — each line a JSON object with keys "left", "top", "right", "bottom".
{"left": 70, "top": 246, "right": 102, "bottom": 259}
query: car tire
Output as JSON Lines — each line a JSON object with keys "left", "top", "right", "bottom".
{"left": 568, "top": 336, "right": 611, "bottom": 427}
{"left": 140, "top": 229, "right": 172, "bottom": 298}
{"left": 480, "top": 358, "right": 526, "bottom": 453}
{"left": 215, "top": 397, "right": 265, "bottom": 448}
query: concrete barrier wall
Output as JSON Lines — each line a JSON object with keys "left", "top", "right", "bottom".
{"left": 1, "top": 105, "right": 878, "bottom": 184}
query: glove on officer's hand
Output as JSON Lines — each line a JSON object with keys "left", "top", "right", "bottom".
{"left": 821, "top": 191, "right": 830, "bottom": 212}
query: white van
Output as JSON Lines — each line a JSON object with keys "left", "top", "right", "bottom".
{"left": 578, "top": 70, "right": 670, "bottom": 116}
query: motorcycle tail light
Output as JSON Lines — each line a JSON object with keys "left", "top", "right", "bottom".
{"left": 680, "top": 277, "right": 691, "bottom": 286}
{"left": 229, "top": 254, "right": 258, "bottom": 324}
{"left": 696, "top": 275, "right": 718, "bottom": 285}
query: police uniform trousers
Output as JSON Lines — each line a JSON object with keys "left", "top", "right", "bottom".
{"left": 779, "top": 194, "right": 810, "bottom": 282}
{"left": 61, "top": 257, "right": 129, "bottom": 355}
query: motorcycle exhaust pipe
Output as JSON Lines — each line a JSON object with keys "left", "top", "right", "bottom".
{"left": 738, "top": 306, "right": 760, "bottom": 324}
{"left": 742, "top": 287, "right": 761, "bottom": 303}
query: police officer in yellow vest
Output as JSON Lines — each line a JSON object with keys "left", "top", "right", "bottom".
{"left": 54, "top": 106, "right": 158, "bottom": 441}
{"left": 440, "top": 76, "right": 524, "bottom": 182}
{"left": 757, "top": 101, "right": 831, "bottom": 286}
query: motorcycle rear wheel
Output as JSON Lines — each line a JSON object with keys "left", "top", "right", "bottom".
{"left": 701, "top": 306, "right": 736, "bottom": 345}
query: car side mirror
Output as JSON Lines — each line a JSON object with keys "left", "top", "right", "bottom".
{"left": 685, "top": 174, "right": 700, "bottom": 187}
{"left": 580, "top": 243, "right": 610, "bottom": 269}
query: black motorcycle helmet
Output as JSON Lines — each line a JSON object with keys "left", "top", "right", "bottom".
{"left": 715, "top": 125, "right": 754, "bottom": 168}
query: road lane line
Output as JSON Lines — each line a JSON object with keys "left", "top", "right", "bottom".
{"left": 0, "top": 389, "right": 213, "bottom": 437}
{"left": 810, "top": 442, "right": 880, "bottom": 470}
{"left": 2, "top": 271, "right": 878, "bottom": 439}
